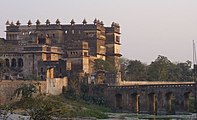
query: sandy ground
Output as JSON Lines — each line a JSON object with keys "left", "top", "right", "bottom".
{"left": 0, "top": 113, "right": 30, "bottom": 120}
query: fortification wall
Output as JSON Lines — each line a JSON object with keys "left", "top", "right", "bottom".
{"left": 0, "top": 78, "right": 68, "bottom": 104}
{"left": 0, "top": 80, "right": 46, "bottom": 104}
{"left": 46, "top": 77, "right": 68, "bottom": 95}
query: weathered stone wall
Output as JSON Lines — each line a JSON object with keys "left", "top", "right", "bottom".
{"left": 0, "top": 80, "right": 46, "bottom": 104}
{"left": 46, "top": 77, "right": 68, "bottom": 95}
{"left": 0, "top": 78, "right": 68, "bottom": 105}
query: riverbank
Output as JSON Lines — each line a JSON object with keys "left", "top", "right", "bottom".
{"left": 1, "top": 94, "right": 197, "bottom": 120}
{"left": 102, "top": 113, "right": 197, "bottom": 120}
{"left": 2, "top": 112, "right": 197, "bottom": 120}
{"left": 0, "top": 95, "right": 111, "bottom": 119}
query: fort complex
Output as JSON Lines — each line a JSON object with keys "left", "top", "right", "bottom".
{"left": 1, "top": 19, "right": 121, "bottom": 84}
{"left": 0, "top": 19, "right": 197, "bottom": 114}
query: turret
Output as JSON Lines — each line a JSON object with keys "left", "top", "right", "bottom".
{"left": 70, "top": 19, "right": 75, "bottom": 25}
{"left": 56, "top": 19, "right": 61, "bottom": 25}
{"left": 36, "top": 19, "right": 41, "bottom": 25}
{"left": 46, "top": 19, "right": 50, "bottom": 25}
{"left": 82, "top": 18, "right": 87, "bottom": 25}
{"left": 27, "top": 20, "right": 32, "bottom": 27}
{"left": 16, "top": 20, "right": 20, "bottom": 26}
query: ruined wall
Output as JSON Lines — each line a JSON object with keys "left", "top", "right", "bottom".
{"left": 46, "top": 77, "right": 68, "bottom": 95}
{"left": 0, "top": 78, "right": 67, "bottom": 105}
{"left": 0, "top": 80, "right": 46, "bottom": 105}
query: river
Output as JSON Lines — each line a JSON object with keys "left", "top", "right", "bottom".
{"left": 2, "top": 112, "right": 197, "bottom": 120}
{"left": 101, "top": 113, "right": 197, "bottom": 120}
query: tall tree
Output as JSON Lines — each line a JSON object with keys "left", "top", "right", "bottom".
{"left": 126, "top": 60, "right": 147, "bottom": 81}
{"left": 120, "top": 57, "right": 130, "bottom": 80}
{"left": 168, "top": 60, "right": 193, "bottom": 81}
{"left": 147, "top": 55, "right": 172, "bottom": 81}
{"left": 93, "top": 59, "right": 116, "bottom": 72}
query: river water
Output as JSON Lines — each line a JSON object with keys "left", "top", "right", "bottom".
{"left": 2, "top": 112, "right": 197, "bottom": 120}
{"left": 102, "top": 113, "right": 197, "bottom": 120}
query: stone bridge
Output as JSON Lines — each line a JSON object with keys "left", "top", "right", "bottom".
{"left": 103, "top": 81, "right": 197, "bottom": 114}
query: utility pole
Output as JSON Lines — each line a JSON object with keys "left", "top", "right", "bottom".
{"left": 193, "top": 40, "right": 197, "bottom": 116}
{"left": 193, "top": 40, "right": 197, "bottom": 81}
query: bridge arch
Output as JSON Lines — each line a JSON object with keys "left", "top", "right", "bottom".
{"left": 165, "top": 92, "right": 175, "bottom": 113}
{"left": 148, "top": 92, "right": 157, "bottom": 114}
{"left": 115, "top": 93, "right": 122, "bottom": 109}
{"left": 183, "top": 91, "right": 194, "bottom": 112}
{"left": 130, "top": 93, "right": 139, "bottom": 113}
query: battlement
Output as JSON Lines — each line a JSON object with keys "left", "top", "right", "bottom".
{"left": 6, "top": 19, "right": 120, "bottom": 32}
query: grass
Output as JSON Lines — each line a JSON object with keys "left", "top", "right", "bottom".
{"left": 3, "top": 95, "right": 111, "bottom": 119}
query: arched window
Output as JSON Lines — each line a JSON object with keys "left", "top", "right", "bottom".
{"left": 116, "top": 94, "right": 122, "bottom": 109}
{"left": 40, "top": 75, "right": 44, "bottom": 80}
{"left": 18, "top": 58, "right": 23, "bottom": 68}
{"left": 5, "top": 59, "right": 9, "bottom": 67}
{"left": 41, "top": 67, "right": 44, "bottom": 73}
{"left": 59, "top": 68, "right": 62, "bottom": 73}
{"left": 11, "top": 58, "right": 16, "bottom": 67}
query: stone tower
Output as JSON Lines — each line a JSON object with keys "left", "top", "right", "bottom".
{"left": 104, "top": 22, "right": 122, "bottom": 85}
{"left": 105, "top": 22, "right": 122, "bottom": 72}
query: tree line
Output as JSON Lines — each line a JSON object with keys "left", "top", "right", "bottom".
{"left": 121, "top": 55, "right": 194, "bottom": 82}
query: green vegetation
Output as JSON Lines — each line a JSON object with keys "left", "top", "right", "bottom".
{"left": 8, "top": 95, "right": 110, "bottom": 119}
{"left": 94, "top": 59, "right": 117, "bottom": 72}
{"left": 122, "top": 55, "right": 193, "bottom": 81}
{"left": 0, "top": 83, "right": 110, "bottom": 119}
{"left": 189, "top": 96, "right": 195, "bottom": 112}
{"left": 14, "top": 83, "right": 38, "bottom": 98}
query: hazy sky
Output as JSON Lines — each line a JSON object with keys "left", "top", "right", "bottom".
{"left": 0, "top": 0, "right": 197, "bottom": 64}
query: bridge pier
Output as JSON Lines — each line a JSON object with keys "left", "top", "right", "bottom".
{"left": 157, "top": 92, "right": 166, "bottom": 114}
{"left": 175, "top": 94, "right": 185, "bottom": 114}
{"left": 139, "top": 91, "right": 148, "bottom": 114}
{"left": 165, "top": 92, "right": 173, "bottom": 113}
{"left": 131, "top": 93, "right": 139, "bottom": 113}
{"left": 183, "top": 92, "right": 190, "bottom": 112}
{"left": 115, "top": 94, "right": 122, "bottom": 109}
{"left": 148, "top": 93, "right": 157, "bottom": 114}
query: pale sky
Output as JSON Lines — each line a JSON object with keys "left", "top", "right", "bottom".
{"left": 0, "top": 0, "right": 197, "bottom": 64}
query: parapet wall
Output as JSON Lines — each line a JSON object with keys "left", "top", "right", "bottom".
{"left": 0, "top": 78, "right": 68, "bottom": 104}
{"left": 0, "top": 80, "right": 46, "bottom": 104}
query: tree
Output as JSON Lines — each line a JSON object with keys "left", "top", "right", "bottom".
{"left": 26, "top": 96, "right": 61, "bottom": 120}
{"left": 168, "top": 60, "right": 193, "bottom": 81}
{"left": 14, "top": 83, "right": 37, "bottom": 99}
{"left": 147, "top": 55, "right": 172, "bottom": 81}
{"left": 126, "top": 60, "right": 147, "bottom": 81}
{"left": 80, "top": 83, "right": 89, "bottom": 100}
{"left": 13, "top": 84, "right": 62, "bottom": 120}
{"left": 120, "top": 57, "right": 130, "bottom": 80}
{"left": 93, "top": 59, "right": 116, "bottom": 72}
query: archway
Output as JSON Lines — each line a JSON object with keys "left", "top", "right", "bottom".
{"left": 131, "top": 93, "right": 139, "bottom": 113}
{"left": 5, "top": 59, "right": 9, "bottom": 67}
{"left": 165, "top": 92, "right": 175, "bottom": 113}
{"left": 184, "top": 92, "right": 194, "bottom": 112}
{"left": 148, "top": 92, "right": 157, "bottom": 114}
{"left": 11, "top": 58, "right": 16, "bottom": 67}
{"left": 115, "top": 94, "right": 122, "bottom": 109}
{"left": 18, "top": 58, "right": 23, "bottom": 68}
